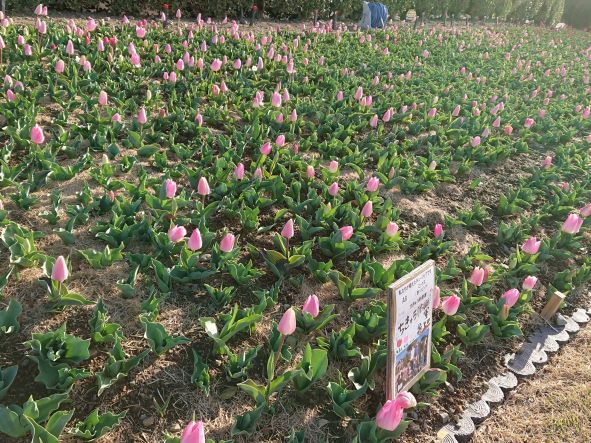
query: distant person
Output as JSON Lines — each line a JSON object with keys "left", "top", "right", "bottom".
{"left": 359, "top": 1, "right": 389, "bottom": 29}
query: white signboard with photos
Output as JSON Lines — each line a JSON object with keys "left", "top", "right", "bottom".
{"left": 386, "top": 260, "right": 435, "bottom": 399}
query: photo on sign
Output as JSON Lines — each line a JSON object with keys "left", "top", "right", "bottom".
{"left": 394, "top": 327, "right": 430, "bottom": 393}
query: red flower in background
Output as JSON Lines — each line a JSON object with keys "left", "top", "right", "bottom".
{"left": 252, "top": 4, "right": 258, "bottom": 11}
{"left": 163, "top": 3, "right": 169, "bottom": 10}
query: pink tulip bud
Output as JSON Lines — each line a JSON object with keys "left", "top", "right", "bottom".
{"left": 176, "top": 9, "right": 182, "bottom": 19}
{"left": 428, "top": 108, "right": 437, "bottom": 118}
{"left": 254, "top": 167, "right": 263, "bottom": 180}
{"left": 260, "top": 142, "right": 272, "bottom": 156}
{"left": 394, "top": 391, "right": 417, "bottom": 409}
{"left": 210, "top": 58, "right": 222, "bottom": 71}
{"left": 562, "top": 213, "right": 583, "bottom": 234}
{"left": 276, "top": 134, "right": 286, "bottom": 147}
{"left": 580, "top": 203, "right": 591, "bottom": 218}
{"left": 111, "top": 113, "right": 122, "bottom": 123}
{"left": 522, "top": 276, "right": 538, "bottom": 291}
{"left": 361, "top": 201, "right": 373, "bottom": 217}
{"left": 271, "top": 91, "right": 282, "bottom": 107}
{"left": 137, "top": 107, "right": 147, "bottom": 125}
{"left": 306, "top": 165, "right": 315, "bottom": 179}
{"left": 543, "top": 156, "right": 552, "bottom": 168}
{"left": 470, "top": 136, "right": 481, "bottom": 147}
{"left": 290, "top": 109, "right": 298, "bottom": 123}
{"left": 385, "top": 222, "right": 399, "bottom": 237}
{"left": 502, "top": 288, "right": 520, "bottom": 308}
{"left": 328, "top": 182, "right": 339, "bottom": 196}
{"left": 375, "top": 400, "right": 404, "bottom": 432}
{"left": 277, "top": 307, "right": 296, "bottom": 335}
{"left": 98, "top": 90, "right": 108, "bottom": 106}
{"left": 233, "top": 58, "right": 242, "bottom": 70}
{"left": 504, "top": 125, "right": 513, "bottom": 135}
{"left": 354, "top": 86, "right": 363, "bottom": 101}
{"left": 432, "top": 286, "right": 441, "bottom": 309}
{"left": 370, "top": 114, "right": 379, "bottom": 128}
{"left": 195, "top": 113, "right": 203, "bottom": 126}
{"left": 521, "top": 236, "right": 541, "bottom": 254}
{"left": 492, "top": 117, "right": 501, "bottom": 128}
{"left": 524, "top": 117, "right": 535, "bottom": 128}
{"left": 180, "top": 420, "right": 205, "bottom": 443}
{"left": 452, "top": 105, "right": 461, "bottom": 117}
{"left": 337, "top": 91, "right": 344, "bottom": 101}
{"left": 165, "top": 179, "right": 177, "bottom": 198}
{"left": 281, "top": 219, "right": 294, "bottom": 239}
{"left": 328, "top": 161, "right": 339, "bottom": 173}
{"left": 188, "top": 228, "right": 203, "bottom": 252}
{"left": 433, "top": 223, "right": 443, "bottom": 238}
{"left": 469, "top": 267, "right": 486, "bottom": 287}
{"left": 441, "top": 294, "right": 461, "bottom": 316}
{"left": 66, "top": 39, "right": 74, "bottom": 55}
{"left": 234, "top": 163, "right": 245, "bottom": 180}
{"left": 168, "top": 225, "right": 187, "bottom": 243}
{"left": 55, "top": 59, "right": 65, "bottom": 74}
{"left": 197, "top": 177, "right": 210, "bottom": 196}
{"left": 31, "top": 124, "right": 45, "bottom": 144}
{"left": 367, "top": 177, "right": 380, "bottom": 192}
{"left": 302, "top": 294, "right": 320, "bottom": 318}
{"left": 51, "top": 256, "right": 69, "bottom": 282}
{"left": 339, "top": 226, "right": 353, "bottom": 241}
{"left": 220, "top": 233, "right": 235, "bottom": 252}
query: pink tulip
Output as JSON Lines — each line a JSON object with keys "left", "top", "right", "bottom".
{"left": 504, "top": 125, "right": 513, "bottom": 135}
{"left": 337, "top": 91, "right": 344, "bottom": 101}
{"left": 55, "top": 59, "right": 65, "bottom": 74}
{"left": 188, "top": 228, "right": 203, "bottom": 252}
{"left": 98, "top": 90, "right": 108, "bottom": 106}
{"left": 522, "top": 276, "right": 538, "bottom": 291}
{"left": 375, "top": 400, "right": 404, "bottom": 431}
{"left": 328, "top": 182, "right": 339, "bottom": 196}
{"left": 492, "top": 117, "right": 501, "bottom": 128}
{"left": 354, "top": 86, "right": 363, "bottom": 101}
{"left": 452, "top": 105, "right": 461, "bottom": 117}
{"left": 66, "top": 39, "right": 74, "bottom": 55}
{"left": 328, "top": 160, "right": 339, "bottom": 173}
{"left": 543, "top": 156, "right": 552, "bottom": 168}
{"left": 433, "top": 223, "right": 443, "bottom": 238}
{"left": 275, "top": 134, "right": 286, "bottom": 147}
{"left": 302, "top": 295, "right": 320, "bottom": 318}
{"left": 502, "top": 288, "right": 520, "bottom": 308}
{"left": 233, "top": 58, "right": 242, "bottom": 70}
{"left": 521, "top": 236, "right": 541, "bottom": 254}
{"left": 180, "top": 420, "right": 205, "bottom": 443}
{"left": 382, "top": 108, "right": 392, "bottom": 123}
{"left": 306, "top": 165, "right": 315, "bottom": 179}
{"left": 168, "top": 225, "right": 187, "bottom": 243}
{"left": 277, "top": 307, "right": 296, "bottom": 335}
{"left": 470, "top": 136, "right": 481, "bottom": 147}
{"left": 254, "top": 168, "right": 263, "bottom": 180}
{"left": 370, "top": 115, "right": 379, "bottom": 128}
{"left": 523, "top": 117, "right": 535, "bottom": 129}
{"left": 339, "top": 226, "right": 353, "bottom": 241}
{"left": 367, "top": 177, "right": 380, "bottom": 192}
{"left": 31, "top": 124, "right": 45, "bottom": 144}
{"left": 281, "top": 219, "right": 294, "bottom": 239}
{"left": 271, "top": 91, "right": 282, "bottom": 107}
{"left": 562, "top": 213, "right": 583, "bottom": 234}
{"left": 195, "top": 113, "right": 203, "bottom": 126}
{"left": 290, "top": 109, "right": 298, "bottom": 123}
{"left": 432, "top": 286, "right": 441, "bottom": 309}
{"left": 165, "top": 179, "right": 177, "bottom": 198}
{"left": 176, "top": 59, "right": 184, "bottom": 71}
{"left": 210, "top": 58, "right": 222, "bottom": 71}
{"left": 361, "top": 201, "right": 373, "bottom": 218}
{"left": 197, "top": 177, "right": 210, "bottom": 196}
{"left": 220, "top": 233, "right": 236, "bottom": 252}
{"left": 176, "top": 9, "right": 182, "bottom": 19}
{"left": 260, "top": 142, "right": 272, "bottom": 156}
{"left": 51, "top": 256, "right": 69, "bottom": 282}
{"left": 385, "top": 222, "right": 399, "bottom": 237}
{"left": 427, "top": 108, "right": 437, "bottom": 118}
{"left": 137, "top": 107, "right": 147, "bottom": 125}
{"left": 234, "top": 163, "right": 245, "bottom": 180}
{"left": 469, "top": 267, "right": 486, "bottom": 287}
{"left": 394, "top": 391, "right": 417, "bottom": 409}
{"left": 441, "top": 294, "right": 461, "bottom": 316}
{"left": 580, "top": 203, "right": 591, "bottom": 218}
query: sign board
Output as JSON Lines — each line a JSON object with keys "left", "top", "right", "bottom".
{"left": 386, "top": 259, "right": 435, "bottom": 399}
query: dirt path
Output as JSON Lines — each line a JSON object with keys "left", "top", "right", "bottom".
{"left": 473, "top": 323, "right": 591, "bottom": 443}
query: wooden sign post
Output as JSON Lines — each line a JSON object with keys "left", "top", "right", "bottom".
{"left": 540, "top": 291, "right": 566, "bottom": 321}
{"left": 386, "top": 260, "right": 435, "bottom": 399}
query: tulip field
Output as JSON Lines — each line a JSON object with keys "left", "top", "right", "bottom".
{"left": 1, "top": 8, "right": 591, "bottom": 443}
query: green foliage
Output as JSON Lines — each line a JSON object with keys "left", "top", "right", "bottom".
{"left": 0, "top": 365, "right": 18, "bottom": 401}
{"left": 70, "top": 409, "right": 126, "bottom": 441}
{"left": 0, "top": 299, "right": 22, "bottom": 335}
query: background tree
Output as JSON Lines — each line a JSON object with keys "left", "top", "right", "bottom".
{"left": 448, "top": 0, "right": 470, "bottom": 22}
{"left": 494, "top": 0, "right": 513, "bottom": 22}
{"left": 563, "top": 0, "right": 591, "bottom": 28}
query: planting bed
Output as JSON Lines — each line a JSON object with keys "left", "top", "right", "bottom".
{"left": 0, "top": 11, "right": 590, "bottom": 443}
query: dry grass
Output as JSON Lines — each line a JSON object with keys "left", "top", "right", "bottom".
{"left": 473, "top": 324, "right": 591, "bottom": 443}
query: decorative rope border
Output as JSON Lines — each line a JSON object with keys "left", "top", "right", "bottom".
{"left": 435, "top": 305, "right": 591, "bottom": 442}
